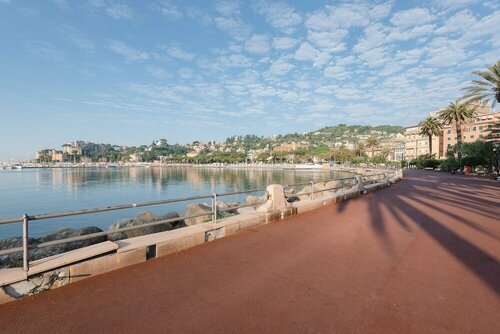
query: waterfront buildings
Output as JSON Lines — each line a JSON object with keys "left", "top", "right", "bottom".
{"left": 404, "top": 126, "right": 441, "bottom": 160}
{"left": 442, "top": 106, "right": 499, "bottom": 152}
{"left": 404, "top": 103, "right": 498, "bottom": 160}
{"left": 272, "top": 142, "right": 308, "bottom": 153}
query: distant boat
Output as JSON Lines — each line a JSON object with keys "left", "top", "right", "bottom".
{"left": 13, "top": 165, "right": 23, "bottom": 169}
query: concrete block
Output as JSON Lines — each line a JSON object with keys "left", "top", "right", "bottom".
{"left": 156, "top": 232, "right": 205, "bottom": 257}
{"left": 69, "top": 248, "right": 146, "bottom": 283}
{"left": 258, "top": 184, "right": 287, "bottom": 212}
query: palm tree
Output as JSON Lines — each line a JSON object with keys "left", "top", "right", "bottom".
{"left": 366, "top": 137, "right": 379, "bottom": 159}
{"left": 438, "top": 101, "right": 477, "bottom": 172}
{"left": 418, "top": 116, "right": 443, "bottom": 156}
{"left": 462, "top": 60, "right": 500, "bottom": 107}
{"left": 354, "top": 142, "right": 365, "bottom": 157}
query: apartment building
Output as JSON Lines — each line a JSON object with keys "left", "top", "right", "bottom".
{"left": 404, "top": 126, "right": 441, "bottom": 160}
{"left": 442, "top": 109, "right": 500, "bottom": 151}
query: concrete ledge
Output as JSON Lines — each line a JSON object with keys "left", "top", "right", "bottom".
{"left": 69, "top": 247, "right": 146, "bottom": 283}
{"left": 363, "top": 182, "right": 388, "bottom": 193}
{"left": 210, "top": 211, "right": 267, "bottom": 237}
{"left": 0, "top": 268, "right": 26, "bottom": 287}
{"left": 29, "top": 241, "right": 118, "bottom": 277}
{"left": 156, "top": 232, "right": 206, "bottom": 257}
{"left": 291, "top": 187, "right": 362, "bottom": 215}
{"left": 114, "top": 225, "right": 207, "bottom": 253}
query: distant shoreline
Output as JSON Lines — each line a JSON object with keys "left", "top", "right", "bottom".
{"left": 0, "top": 162, "right": 393, "bottom": 176}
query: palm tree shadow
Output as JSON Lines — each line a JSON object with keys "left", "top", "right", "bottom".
{"left": 368, "top": 171, "right": 500, "bottom": 294}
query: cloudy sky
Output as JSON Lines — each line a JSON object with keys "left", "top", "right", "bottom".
{"left": 0, "top": 0, "right": 499, "bottom": 160}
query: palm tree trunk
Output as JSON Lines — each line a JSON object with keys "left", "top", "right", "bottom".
{"left": 456, "top": 122, "right": 462, "bottom": 172}
{"left": 428, "top": 134, "right": 432, "bottom": 156}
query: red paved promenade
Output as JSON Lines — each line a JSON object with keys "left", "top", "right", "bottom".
{"left": 0, "top": 170, "right": 499, "bottom": 333}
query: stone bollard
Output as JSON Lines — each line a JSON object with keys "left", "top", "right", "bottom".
{"left": 355, "top": 176, "right": 364, "bottom": 192}
{"left": 258, "top": 184, "right": 287, "bottom": 213}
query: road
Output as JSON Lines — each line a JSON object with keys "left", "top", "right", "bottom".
{"left": 0, "top": 170, "right": 499, "bottom": 333}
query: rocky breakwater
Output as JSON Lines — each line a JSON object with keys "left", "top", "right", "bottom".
{"left": 107, "top": 211, "right": 180, "bottom": 241}
{"left": 0, "top": 195, "right": 268, "bottom": 269}
{"left": 288, "top": 179, "right": 354, "bottom": 202}
{"left": 0, "top": 227, "right": 106, "bottom": 269}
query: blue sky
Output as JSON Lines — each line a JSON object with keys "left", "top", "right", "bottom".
{"left": 0, "top": 0, "right": 499, "bottom": 160}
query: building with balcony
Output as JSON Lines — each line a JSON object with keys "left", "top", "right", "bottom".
{"left": 442, "top": 106, "right": 499, "bottom": 152}
{"left": 404, "top": 126, "right": 441, "bottom": 160}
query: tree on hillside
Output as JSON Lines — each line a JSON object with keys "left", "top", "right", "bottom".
{"left": 438, "top": 101, "right": 476, "bottom": 172}
{"left": 365, "top": 137, "right": 379, "bottom": 158}
{"left": 354, "top": 142, "right": 366, "bottom": 157}
{"left": 462, "top": 60, "right": 500, "bottom": 107}
{"left": 418, "top": 116, "right": 443, "bottom": 156}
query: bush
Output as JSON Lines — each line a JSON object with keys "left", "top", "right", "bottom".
{"left": 409, "top": 154, "right": 441, "bottom": 169}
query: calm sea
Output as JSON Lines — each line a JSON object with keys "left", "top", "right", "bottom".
{"left": 0, "top": 167, "right": 352, "bottom": 238}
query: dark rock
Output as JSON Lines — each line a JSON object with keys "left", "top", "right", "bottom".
{"left": 244, "top": 195, "right": 266, "bottom": 206}
{"left": 183, "top": 203, "right": 212, "bottom": 226}
{"left": 0, "top": 227, "right": 105, "bottom": 269}
{"left": 108, "top": 211, "right": 174, "bottom": 241}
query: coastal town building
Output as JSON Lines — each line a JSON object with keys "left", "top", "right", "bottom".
{"left": 404, "top": 126, "right": 441, "bottom": 160}
{"left": 272, "top": 142, "right": 308, "bottom": 152}
{"left": 442, "top": 106, "right": 499, "bottom": 152}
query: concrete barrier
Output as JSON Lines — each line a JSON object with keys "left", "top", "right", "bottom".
{"left": 0, "top": 169, "right": 401, "bottom": 304}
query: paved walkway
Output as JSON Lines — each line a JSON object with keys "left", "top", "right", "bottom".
{"left": 0, "top": 170, "right": 499, "bottom": 333}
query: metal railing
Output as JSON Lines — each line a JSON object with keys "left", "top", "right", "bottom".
{"left": 0, "top": 187, "right": 268, "bottom": 273}
{"left": 361, "top": 173, "right": 387, "bottom": 185}
{"left": 283, "top": 176, "right": 358, "bottom": 200}
{"left": 0, "top": 171, "right": 401, "bottom": 274}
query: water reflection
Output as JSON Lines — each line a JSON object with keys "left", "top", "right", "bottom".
{"left": 0, "top": 167, "right": 351, "bottom": 238}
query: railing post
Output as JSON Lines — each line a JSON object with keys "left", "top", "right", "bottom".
{"left": 22, "top": 214, "right": 29, "bottom": 273}
{"left": 212, "top": 193, "right": 217, "bottom": 223}
{"left": 310, "top": 181, "right": 314, "bottom": 200}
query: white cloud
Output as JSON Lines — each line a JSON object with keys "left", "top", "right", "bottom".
{"left": 199, "top": 54, "right": 253, "bottom": 71}
{"left": 51, "top": 0, "right": 68, "bottom": 9}
{"left": 186, "top": 6, "right": 212, "bottom": 26}
{"left": 323, "top": 64, "right": 349, "bottom": 80}
{"left": 158, "top": 2, "right": 182, "bottom": 20}
{"left": 267, "top": 59, "right": 294, "bottom": 76}
{"left": 395, "top": 48, "right": 425, "bottom": 65}
{"left": 254, "top": 1, "right": 302, "bottom": 34}
{"left": 215, "top": 0, "right": 240, "bottom": 16}
{"left": 294, "top": 42, "right": 329, "bottom": 67}
{"left": 272, "top": 36, "right": 298, "bottom": 50}
{"left": 244, "top": 34, "right": 270, "bottom": 54}
{"left": 106, "top": 3, "right": 133, "bottom": 19}
{"left": 357, "top": 47, "right": 391, "bottom": 67}
{"left": 109, "top": 41, "right": 149, "bottom": 62}
{"left": 435, "top": 0, "right": 479, "bottom": 10}
{"left": 214, "top": 16, "right": 251, "bottom": 41}
{"left": 435, "top": 10, "right": 476, "bottom": 35}
{"left": 167, "top": 46, "right": 195, "bottom": 61}
{"left": 294, "top": 42, "right": 318, "bottom": 61}
{"left": 60, "top": 25, "right": 95, "bottom": 52}
{"left": 353, "top": 24, "right": 386, "bottom": 53}
{"left": 461, "top": 10, "right": 500, "bottom": 41}
{"left": 423, "top": 37, "right": 468, "bottom": 67}
{"left": 390, "top": 8, "right": 435, "bottom": 27}
{"left": 387, "top": 24, "right": 436, "bottom": 42}
{"left": 306, "top": 2, "right": 392, "bottom": 31}
{"left": 178, "top": 68, "right": 193, "bottom": 79}
{"left": 307, "top": 29, "right": 347, "bottom": 52}
{"left": 146, "top": 66, "right": 169, "bottom": 79}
